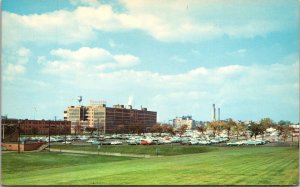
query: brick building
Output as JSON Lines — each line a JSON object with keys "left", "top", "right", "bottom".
{"left": 64, "top": 103, "right": 157, "bottom": 134}
{"left": 1, "top": 118, "right": 71, "bottom": 141}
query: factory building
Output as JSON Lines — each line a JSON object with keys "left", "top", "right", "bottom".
{"left": 64, "top": 102, "right": 157, "bottom": 134}
{"left": 1, "top": 118, "right": 71, "bottom": 142}
{"left": 173, "top": 116, "right": 195, "bottom": 130}
{"left": 64, "top": 106, "right": 89, "bottom": 134}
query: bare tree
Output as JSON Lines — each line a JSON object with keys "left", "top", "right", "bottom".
{"left": 161, "top": 124, "right": 175, "bottom": 136}
{"left": 196, "top": 126, "right": 207, "bottom": 136}
{"left": 151, "top": 124, "right": 163, "bottom": 136}
{"left": 85, "top": 127, "right": 97, "bottom": 136}
{"left": 117, "top": 124, "right": 125, "bottom": 134}
{"left": 232, "top": 122, "right": 246, "bottom": 140}
{"left": 74, "top": 124, "right": 83, "bottom": 135}
{"left": 223, "top": 119, "right": 236, "bottom": 140}
{"left": 208, "top": 121, "right": 219, "bottom": 138}
{"left": 177, "top": 125, "right": 188, "bottom": 137}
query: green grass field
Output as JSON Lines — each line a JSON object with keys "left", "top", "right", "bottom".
{"left": 2, "top": 146, "right": 299, "bottom": 185}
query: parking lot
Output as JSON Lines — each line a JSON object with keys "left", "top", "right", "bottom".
{"left": 21, "top": 131, "right": 299, "bottom": 147}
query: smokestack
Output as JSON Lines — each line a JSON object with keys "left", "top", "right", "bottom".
{"left": 218, "top": 108, "right": 220, "bottom": 121}
{"left": 212, "top": 104, "right": 216, "bottom": 121}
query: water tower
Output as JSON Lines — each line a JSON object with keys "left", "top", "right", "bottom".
{"left": 77, "top": 96, "right": 82, "bottom": 106}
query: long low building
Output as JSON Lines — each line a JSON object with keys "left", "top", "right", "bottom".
{"left": 1, "top": 118, "right": 71, "bottom": 142}
{"left": 64, "top": 103, "right": 157, "bottom": 134}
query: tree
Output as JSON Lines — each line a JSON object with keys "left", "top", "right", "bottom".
{"left": 177, "top": 125, "right": 188, "bottom": 137}
{"left": 281, "top": 126, "right": 289, "bottom": 142}
{"left": 208, "top": 121, "right": 219, "bottom": 137}
{"left": 223, "top": 119, "right": 236, "bottom": 140}
{"left": 74, "top": 124, "right": 83, "bottom": 135}
{"left": 151, "top": 124, "right": 163, "bottom": 136}
{"left": 289, "top": 127, "right": 295, "bottom": 142}
{"left": 275, "top": 120, "right": 292, "bottom": 141}
{"left": 232, "top": 122, "right": 246, "bottom": 140}
{"left": 63, "top": 125, "right": 70, "bottom": 135}
{"left": 85, "top": 127, "right": 97, "bottom": 136}
{"left": 128, "top": 124, "right": 142, "bottom": 134}
{"left": 161, "top": 124, "right": 175, "bottom": 135}
{"left": 260, "top": 118, "right": 273, "bottom": 139}
{"left": 196, "top": 126, "right": 207, "bottom": 136}
{"left": 134, "top": 125, "right": 142, "bottom": 135}
{"left": 248, "top": 121, "right": 265, "bottom": 139}
{"left": 117, "top": 124, "right": 125, "bottom": 134}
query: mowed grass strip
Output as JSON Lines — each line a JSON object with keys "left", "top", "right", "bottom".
{"left": 2, "top": 147, "right": 299, "bottom": 185}
{"left": 50, "top": 144, "right": 216, "bottom": 155}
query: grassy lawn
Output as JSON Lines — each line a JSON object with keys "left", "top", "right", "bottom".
{"left": 2, "top": 146, "right": 299, "bottom": 185}
{"left": 50, "top": 144, "right": 217, "bottom": 156}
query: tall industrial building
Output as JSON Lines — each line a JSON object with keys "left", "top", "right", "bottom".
{"left": 64, "top": 103, "right": 157, "bottom": 134}
{"left": 173, "top": 115, "right": 195, "bottom": 130}
{"left": 64, "top": 106, "right": 88, "bottom": 133}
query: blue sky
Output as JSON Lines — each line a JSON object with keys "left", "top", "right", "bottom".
{"left": 2, "top": 0, "right": 299, "bottom": 123}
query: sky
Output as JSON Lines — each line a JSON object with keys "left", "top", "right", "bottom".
{"left": 2, "top": 0, "right": 299, "bottom": 123}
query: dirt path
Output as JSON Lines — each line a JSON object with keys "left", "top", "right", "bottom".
{"left": 49, "top": 148, "right": 163, "bottom": 158}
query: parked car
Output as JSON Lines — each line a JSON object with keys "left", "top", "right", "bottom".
{"left": 92, "top": 141, "right": 101, "bottom": 145}
{"left": 128, "top": 139, "right": 140, "bottom": 145}
{"left": 198, "top": 140, "right": 210, "bottom": 145}
{"left": 246, "top": 140, "right": 265, "bottom": 145}
{"left": 86, "top": 139, "right": 96, "bottom": 143}
{"left": 226, "top": 141, "right": 243, "bottom": 146}
{"left": 110, "top": 141, "right": 122, "bottom": 145}
{"left": 189, "top": 139, "right": 199, "bottom": 145}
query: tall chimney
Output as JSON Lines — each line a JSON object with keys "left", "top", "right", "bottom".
{"left": 212, "top": 104, "right": 216, "bottom": 121}
{"left": 218, "top": 108, "right": 220, "bottom": 121}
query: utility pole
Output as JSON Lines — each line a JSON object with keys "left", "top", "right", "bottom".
{"left": 97, "top": 118, "right": 100, "bottom": 136}
{"left": 64, "top": 123, "right": 67, "bottom": 145}
{"left": 18, "top": 120, "right": 21, "bottom": 154}
{"left": 48, "top": 120, "right": 51, "bottom": 152}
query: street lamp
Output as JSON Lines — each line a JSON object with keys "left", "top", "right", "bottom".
{"left": 18, "top": 120, "right": 21, "bottom": 154}
{"left": 48, "top": 120, "right": 51, "bottom": 152}
{"left": 64, "top": 122, "right": 67, "bottom": 145}
{"left": 97, "top": 118, "right": 100, "bottom": 137}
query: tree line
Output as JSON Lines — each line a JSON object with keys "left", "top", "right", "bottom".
{"left": 73, "top": 118, "right": 297, "bottom": 142}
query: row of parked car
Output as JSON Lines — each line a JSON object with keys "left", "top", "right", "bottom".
{"left": 87, "top": 136, "right": 230, "bottom": 146}
{"left": 226, "top": 139, "right": 270, "bottom": 146}
{"left": 23, "top": 134, "right": 271, "bottom": 146}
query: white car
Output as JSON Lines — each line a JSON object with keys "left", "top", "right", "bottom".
{"left": 86, "top": 139, "right": 95, "bottom": 143}
{"left": 110, "top": 141, "right": 123, "bottom": 145}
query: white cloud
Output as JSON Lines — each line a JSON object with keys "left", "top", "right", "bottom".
{"left": 42, "top": 47, "right": 139, "bottom": 74}
{"left": 3, "top": 0, "right": 296, "bottom": 46}
{"left": 114, "top": 55, "right": 139, "bottom": 65}
{"left": 3, "top": 47, "right": 31, "bottom": 80}
{"left": 2, "top": 10, "right": 95, "bottom": 47}
{"left": 63, "top": 61, "right": 297, "bottom": 122}
{"left": 7, "top": 64, "right": 26, "bottom": 75}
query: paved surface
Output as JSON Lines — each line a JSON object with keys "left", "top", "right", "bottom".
{"left": 48, "top": 148, "right": 163, "bottom": 158}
